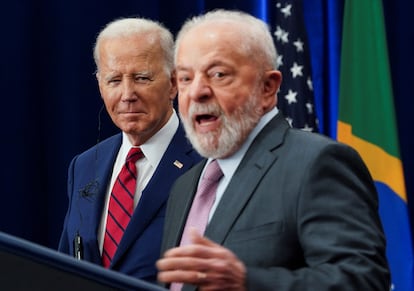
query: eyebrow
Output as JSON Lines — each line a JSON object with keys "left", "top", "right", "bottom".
{"left": 103, "top": 70, "right": 152, "bottom": 80}
{"left": 103, "top": 73, "right": 118, "bottom": 82}
{"left": 176, "top": 60, "right": 231, "bottom": 72}
{"left": 175, "top": 65, "right": 189, "bottom": 71}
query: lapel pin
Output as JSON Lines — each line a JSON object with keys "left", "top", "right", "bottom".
{"left": 173, "top": 160, "right": 183, "bottom": 169}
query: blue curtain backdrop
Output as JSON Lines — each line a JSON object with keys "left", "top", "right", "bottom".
{"left": 1, "top": 0, "right": 412, "bottom": 256}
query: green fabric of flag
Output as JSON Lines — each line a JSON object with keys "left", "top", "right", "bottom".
{"left": 338, "top": 1, "right": 413, "bottom": 290}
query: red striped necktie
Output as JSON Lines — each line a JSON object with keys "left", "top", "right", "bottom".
{"left": 102, "top": 147, "right": 143, "bottom": 268}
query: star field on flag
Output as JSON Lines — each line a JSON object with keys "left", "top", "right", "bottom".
{"left": 270, "top": 0, "right": 319, "bottom": 132}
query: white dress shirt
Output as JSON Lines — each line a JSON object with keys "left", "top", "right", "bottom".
{"left": 97, "top": 110, "right": 179, "bottom": 253}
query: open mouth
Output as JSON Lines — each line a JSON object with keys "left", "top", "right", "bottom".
{"left": 195, "top": 114, "right": 218, "bottom": 124}
{"left": 193, "top": 113, "right": 220, "bottom": 133}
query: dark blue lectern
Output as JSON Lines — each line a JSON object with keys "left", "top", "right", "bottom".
{"left": 0, "top": 231, "right": 166, "bottom": 290}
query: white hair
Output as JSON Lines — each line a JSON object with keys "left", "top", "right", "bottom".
{"left": 175, "top": 9, "right": 278, "bottom": 69}
{"left": 93, "top": 17, "right": 174, "bottom": 74}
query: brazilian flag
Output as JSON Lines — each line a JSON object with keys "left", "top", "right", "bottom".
{"left": 337, "top": 1, "right": 414, "bottom": 290}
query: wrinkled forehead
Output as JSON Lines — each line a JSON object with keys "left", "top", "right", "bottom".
{"left": 98, "top": 34, "right": 163, "bottom": 63}
{"left": 101, "top": 33, "right": 160, "bottom": 51}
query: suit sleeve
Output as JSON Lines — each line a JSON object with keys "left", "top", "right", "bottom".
{"left": 245, "top": 143, "right": 390, "bottom": 291}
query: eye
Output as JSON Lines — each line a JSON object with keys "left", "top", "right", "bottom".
{"left": 107, "top": 78, "right": 121, "bottom": 86}
{"left": 207, "top": 66, "right": 233, "bottom": 85}
{"left": 177, "top": 72, "right": 192, "bottom": 84}
{"left": 136, "top": 76, "right": 149, "bottom": 81}
{"left": 208, "top": 67, "right": 228, "bottom": 80}
{"left": 213, "top": 71, "right": 225, "bottom": 78}
{"left": 179, "top": 76, "right": 191, "bottom": 83}
{"left": 134, "top": 74, "right": 152, "bottom": 83}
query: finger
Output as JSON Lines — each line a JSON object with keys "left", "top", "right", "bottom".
{"left": 189, "top": 228, "right": 219, "bottom": 247}
{"left": 157, "top": 268, "right": 209, "bottom": 285}
{"left": 157, "top": 250, "right": 246, "bottom": 289}
{"left": 161, "top": 243, "right": 218, "bottom": 259}
{"left": 190, "top": 231, "right": 240, "bottom": 261}
{"left": 157, "top": 256, "right": 211, "bottom": 272}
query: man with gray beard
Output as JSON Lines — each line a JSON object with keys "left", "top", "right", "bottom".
{"left": 156, "top": 9, "right": 390, "bottom": 291}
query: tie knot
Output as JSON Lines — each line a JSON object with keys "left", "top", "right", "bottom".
{"left": 126, "top": 147, "right": 143, "bottom": 163}
{"left": 203, "top": 160, "right": 223, "bottom": 183}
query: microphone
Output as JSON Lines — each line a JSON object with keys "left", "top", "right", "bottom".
{"left": 73, "top": 232, "right": 83, "bottom": 260}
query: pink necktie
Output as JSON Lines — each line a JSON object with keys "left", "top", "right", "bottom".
{"left": 170, "top": 160, "right": 223, "bottom": 291}
{"left": 102, "top": 147, "right": 143, "bottom": 268}
{"left": 180, "top": 159, "right": 223, "bottom": 245}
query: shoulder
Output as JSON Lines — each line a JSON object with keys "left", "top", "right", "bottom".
{"left": 169, "top": 122, "right": 202, "bottom": 161}
{"left": 68, "top": 133, "right": 122, "bottom": 169}
{"left": 285, "top": 128, "right": 337, "bottom": 147}
{"left": 284, "top": 128, "right": 359, "bottom": 158}
{"left": 280, "top": 129, "right": 364, "bottom": 171}
{"left": 281, "top": 128, "right": 372, "bottom": 185}
{"left": 76, "top": 133, "right": 122, "bottom": 159}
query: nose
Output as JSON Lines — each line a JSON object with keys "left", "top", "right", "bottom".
{"left": 187, "top": 74, "right": 212, "bottom": 102}
{"left": 121, "top": 78, "right": 138, "bottom": 102}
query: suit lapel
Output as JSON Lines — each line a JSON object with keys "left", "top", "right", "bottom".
{"left": 90, "top": 137, "right": 122, "bottom": 235}
{"left": 205, "top": 114, "right": 289, "bottom": 244}
{"left": 76, "top": 134, "right": 122, "bottom": 262}
{"left": 111, "top": 126, "right": 201, "bottom": 266}
{"left": 167, "top": 161, "right": 206, "bottom": 248}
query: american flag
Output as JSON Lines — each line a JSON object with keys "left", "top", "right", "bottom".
{"left": 270, "top": 0, "right": 319, "bottom": 132}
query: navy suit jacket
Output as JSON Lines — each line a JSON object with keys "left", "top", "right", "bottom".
{"left": 59, "top": 125, "right": 201, "bottom": 283}
{"left": 161, "top": 114, "right": 390, "bottom": 290}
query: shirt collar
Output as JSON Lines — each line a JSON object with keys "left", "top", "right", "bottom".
{"left": 121, "top": 109, "right": 179, "bottom": 168}
{"left": 215, "top": 106, "right": 279, "bottom": 179}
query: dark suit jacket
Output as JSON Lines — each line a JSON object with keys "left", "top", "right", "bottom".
{"left": 161, "top": 113, "right": 390, "bottom": 290}
{"left": 59, "top": 125, "right": 201, "bottom": 283}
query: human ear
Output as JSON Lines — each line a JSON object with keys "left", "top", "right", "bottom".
{"left": 169, "top": 70, "right": 178, "bottom": 101}
{"left": 96, "top": 72, "right": 105, "bottom": 100}
{"left": 261, "top": 70, "right": 282, "bottom": 110}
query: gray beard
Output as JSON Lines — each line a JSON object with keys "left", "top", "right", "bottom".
{"left": 180, "top": 96, "right": 263, "bottom": 159}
